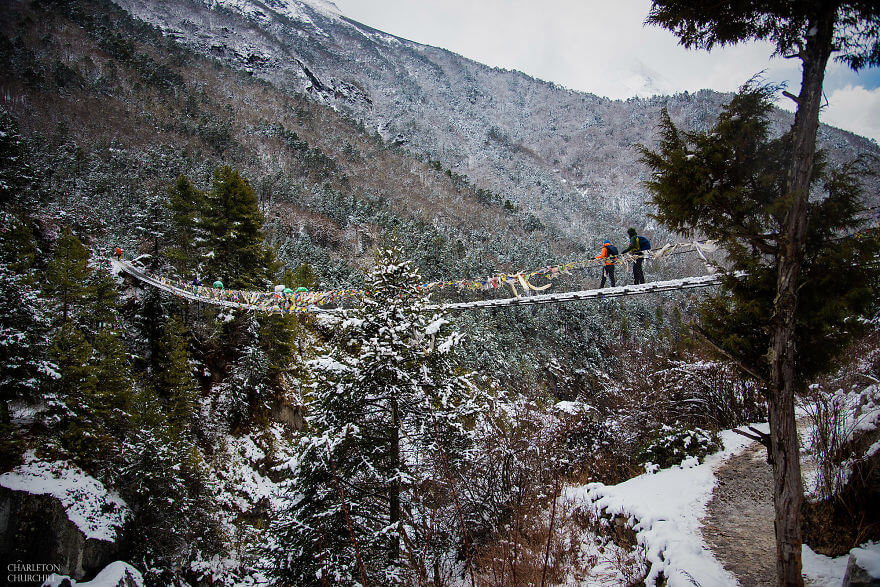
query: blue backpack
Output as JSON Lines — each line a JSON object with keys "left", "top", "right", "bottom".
{"left": 638, "top": 235, "right": 651, "bottom": 251}
{"left": 606, "top": 244, "right": 618, "bottom": 256}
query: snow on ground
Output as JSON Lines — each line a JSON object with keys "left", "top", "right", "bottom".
{"left": 565, "top": 422, "right": 880, "bottom": 586}
{"left": 0, "top": 452, "right": 129, "bottom": 541}
{"left": 803, "top": 545, "right": 849, "bottom": 586}
{"left": 566, "top": 427, "right": 757, "bottom": 586}
{"left": 43, "top": 561, "right": 144, "bottom": 587}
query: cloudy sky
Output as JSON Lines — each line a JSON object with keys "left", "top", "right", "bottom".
{"left": 331, "top": 0, "right": 880, "bottom": 143}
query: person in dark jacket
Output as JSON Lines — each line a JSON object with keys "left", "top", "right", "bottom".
{"left": 620, "top": 228, "right": 646, "bottom": 285}
{"left": 594, "top": 240, "right": 617, "bottom": 288}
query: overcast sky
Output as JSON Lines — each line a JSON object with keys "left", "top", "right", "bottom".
{"left": 331, "top": 0, "right": 880, "bottom": 143}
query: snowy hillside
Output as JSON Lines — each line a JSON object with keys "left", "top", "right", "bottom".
{"left": 109, "top": 0, "right": 880, "bottom": 240}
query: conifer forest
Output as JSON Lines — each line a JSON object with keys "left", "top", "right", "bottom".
{"left": 1, "top": 1, "right": 880, "bottom": 585}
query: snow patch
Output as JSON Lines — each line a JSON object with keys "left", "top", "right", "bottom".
{"left": 851, "top": 541, "right": 880, "bottom": 578}
{"left": 43, "top": 561, "right": 144, "bottom": 586}
{"left": 0, "top": 454, "right": 129, "bottom": 542}
{"left": 802, "top": 545, "right": 848, "bottom": 586}
{"left": 567, "top": 428, "right": 757, "bottom": 586}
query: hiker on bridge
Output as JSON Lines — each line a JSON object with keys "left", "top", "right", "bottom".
{"left": 594, "top": 240, "right": 617, "bottom": 288}
{"left": 621, "top": 228, "right": 650, "bottom": 285}
{"left": 114, "top": 246, "right": 122, "bottom": 260}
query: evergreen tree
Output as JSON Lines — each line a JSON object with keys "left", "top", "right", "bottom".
{"left": 291, "top": 263, "right": 318, "bottom": 290}
{"left": 0, "top": 212, "right": 52, "bottom": 409}
{"left": 0, "top": 108, "right": 37, "bottom": 209}
{"left": 269, "top": 245, "right": 481, "bottom": 585}
{"left": 646, "top": 4, "right": 880, "bottom": 583}
{"left": 154, "top": 315, "right": 199, "bottom": 435}
{"left": 63, "top": 329, "right": 134, "bottom": 480}
{"left": 44, "top": 228, "right": 92, "bottom": 325}
{"left": 259, "top": 312, "right": 298, "bottom": 389}
{"left": 641, "top": 82, "right": 880, "bottom": 585}
{"left": 136, "top": 195, "right": 172, "bottom": 271}
{"left": 201, "top": 166, "right": 270, "bottom": 289}
{"left": 119, "top": 384, "right": 222, "bottom": 582}
{"left": 79, "top": 266, "right": 122, "bottom": 341}
{"left": 165, "top": 174, "right": 205, "bottom": 277}
{"left": 216, "top": 316, "right": 271, "bottom": 430}
{"left": 48, "top": 320, "right": 93, "bottom": 427}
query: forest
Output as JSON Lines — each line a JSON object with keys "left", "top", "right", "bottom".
{"left": 2, "top": 0, "right": 880, "bottom": 585}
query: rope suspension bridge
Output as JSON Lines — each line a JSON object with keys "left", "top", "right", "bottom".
{"left": 112, "top": 240, "right": 725, "bottom": 314}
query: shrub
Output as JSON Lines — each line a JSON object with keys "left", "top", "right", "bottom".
{"left": 638, "top": 424, "right": 721, "bottom": 469}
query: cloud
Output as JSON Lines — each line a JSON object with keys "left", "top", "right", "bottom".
{"left": 822, "top": 85, "right": 880, "bottom": 143}
{"left": 333, "top": 0, "right": 878, "bottom": 141}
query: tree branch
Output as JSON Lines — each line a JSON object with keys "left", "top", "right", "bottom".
{"left": 689, "top": 322, "right": 767, "bottom": 384}
{"left": 782, "top": 90, "right": 801, "bottom": 105}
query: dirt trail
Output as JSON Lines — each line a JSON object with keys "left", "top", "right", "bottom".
{"left": 701, "top": 440, "right": 777, "bottom": 586}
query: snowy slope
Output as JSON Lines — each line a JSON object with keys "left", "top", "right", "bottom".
{"left": 0, "top": 453, "right": 129, "bottom": 542}
{"left": 109, "top": 0, "right": 880, "bottom": 243}
{"left": 567, "top": 424, "right": 880, "bottom": 586}
{"left": 567, "top": 429, "right": 753, "bottom": 586}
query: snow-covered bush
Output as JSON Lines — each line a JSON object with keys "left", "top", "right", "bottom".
{"left": 637, "top": 424, "right": 721, "bottom": 469}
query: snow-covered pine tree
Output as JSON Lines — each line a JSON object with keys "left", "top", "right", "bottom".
{"left": 62, "top": 328, "right": 134, "bottom": 481}
{"left": 268, "top": 244, "right": 482, "bottom": 585}
{"left": 119, "top": 380, "right": 223, "bottom": 582}
{"left": 216, "top": 315, "right": 271, "bottom": 430}
{"left": 201, "top": 166, "right": 271, "bottom": 289}
{"left": 165, "top": 174, "right": 206, "bottom": 277}
{"left": 155, "top": 314, "right": 199, "bottom": 435}
{"left": 44, "top": 228, "right": 92, "bottom": 326}
{"left": 0, "top": 211, "right": 52, "bottom": 467}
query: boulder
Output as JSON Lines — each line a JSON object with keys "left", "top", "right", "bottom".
{"left": 0, "top": 487, "right": 120, "bottom": 580}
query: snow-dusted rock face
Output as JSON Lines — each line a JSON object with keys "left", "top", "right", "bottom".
{"left": 110, "top": 0, "right": 880, "bottom": 239}
{"left": 0, "top": 459, "right": 129, "bottom": 580}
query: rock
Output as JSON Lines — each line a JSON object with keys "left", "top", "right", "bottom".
{"left": 42, "top": 561, "right": 144, "bottom": 587}
{"left": 0, "top": 487, "right": 121, "bottom": 580}
{"left": 844, "top": 552, "right": 880, "bottom": 586}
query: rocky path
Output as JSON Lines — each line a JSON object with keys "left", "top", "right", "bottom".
{"left": 701, "top": 440, "right": 777, "bottom": 586}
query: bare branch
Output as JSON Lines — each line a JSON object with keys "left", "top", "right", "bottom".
{"left": 690, "top": 322, "right": 767, "bottom": 384}
{"left": 782, "top": 90, "right": 801, "bottom": 105}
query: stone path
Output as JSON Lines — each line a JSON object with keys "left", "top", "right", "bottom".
{"left": 701, "top": 440, "right": 777, "bottom": 586}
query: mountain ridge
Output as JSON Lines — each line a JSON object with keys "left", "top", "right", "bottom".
{"left": 108, "top": 0, "right": 880, "bottom": 241}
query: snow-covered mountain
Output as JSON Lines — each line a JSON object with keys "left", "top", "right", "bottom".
{"left": 111, "top": 0, "right": 880, "bottom": 240}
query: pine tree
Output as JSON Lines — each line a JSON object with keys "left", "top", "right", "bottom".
{"left": 165, "top": 174, "right": 205, "bottom": 277}
{"left": 269, "top": 245, "right": 481, "bottom": 585}
{"left": 0, "top": 211, "right": 52, "bottom": 408}
{"left": 640, "top": 82, "right": 880, "bottom": 585}
{"left": 79, "top": 265, "right": 122, "bottom": 341}
{"left": 119, "top": 384, "right": 222, "bottom": 581}
{"left": 217, "top": 316, "right": 271, "bottom": 430}
{"left": 0, "top": 108, "right": 37, "bottom": 209}
{"left": 154, "top": 315, "right": 199, "bottom": 435}
{"left": 63, "top": 329, "right": 134, "bottom": 480}
{"left": 291, "top": 263, "right": 318, "bottom": 290}
{"left": 201, "top": 166, "right": 270, "bottom": 289}
{"left": 44, "top": 228, "right": 92, "bottom": 325}
{"left": 48, "top": 320, "right": 93, "bottom": 427}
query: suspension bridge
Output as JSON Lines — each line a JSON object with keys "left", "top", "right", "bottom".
{"left": 111, "top": 239, "right": 724, "bottom": 314}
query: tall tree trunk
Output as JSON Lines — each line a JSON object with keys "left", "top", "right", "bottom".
{"left": 769, "top": 9, "right": 836, "bottom": 586}
{"left": 389, "top": 394, "right": 401, "bottom": 565}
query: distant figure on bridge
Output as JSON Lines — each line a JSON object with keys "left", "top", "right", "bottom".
{"left": 621, "top": 228, "right": 650, "bottom": 285}
{"left": 192, "top": 276, "right": 202, "bottom": 287}
{"left": 114, "top": 246, "right": 122, "bottom": 260}
{"left": 594, "top": 240, "right": 617, "bottom": 288}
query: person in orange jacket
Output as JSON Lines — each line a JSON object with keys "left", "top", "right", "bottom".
{"left": 594, "top": 240, "right": 618, "bottom": 288}
{"left": 114, "top": 246, "right": 122, "bottom": 260}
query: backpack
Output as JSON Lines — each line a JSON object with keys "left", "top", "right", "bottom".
{"left": 638, "top": 235, "right": 651, "bottom": 251}
{"left": 606, "top": 244, "right": 618, "bottom": 256}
